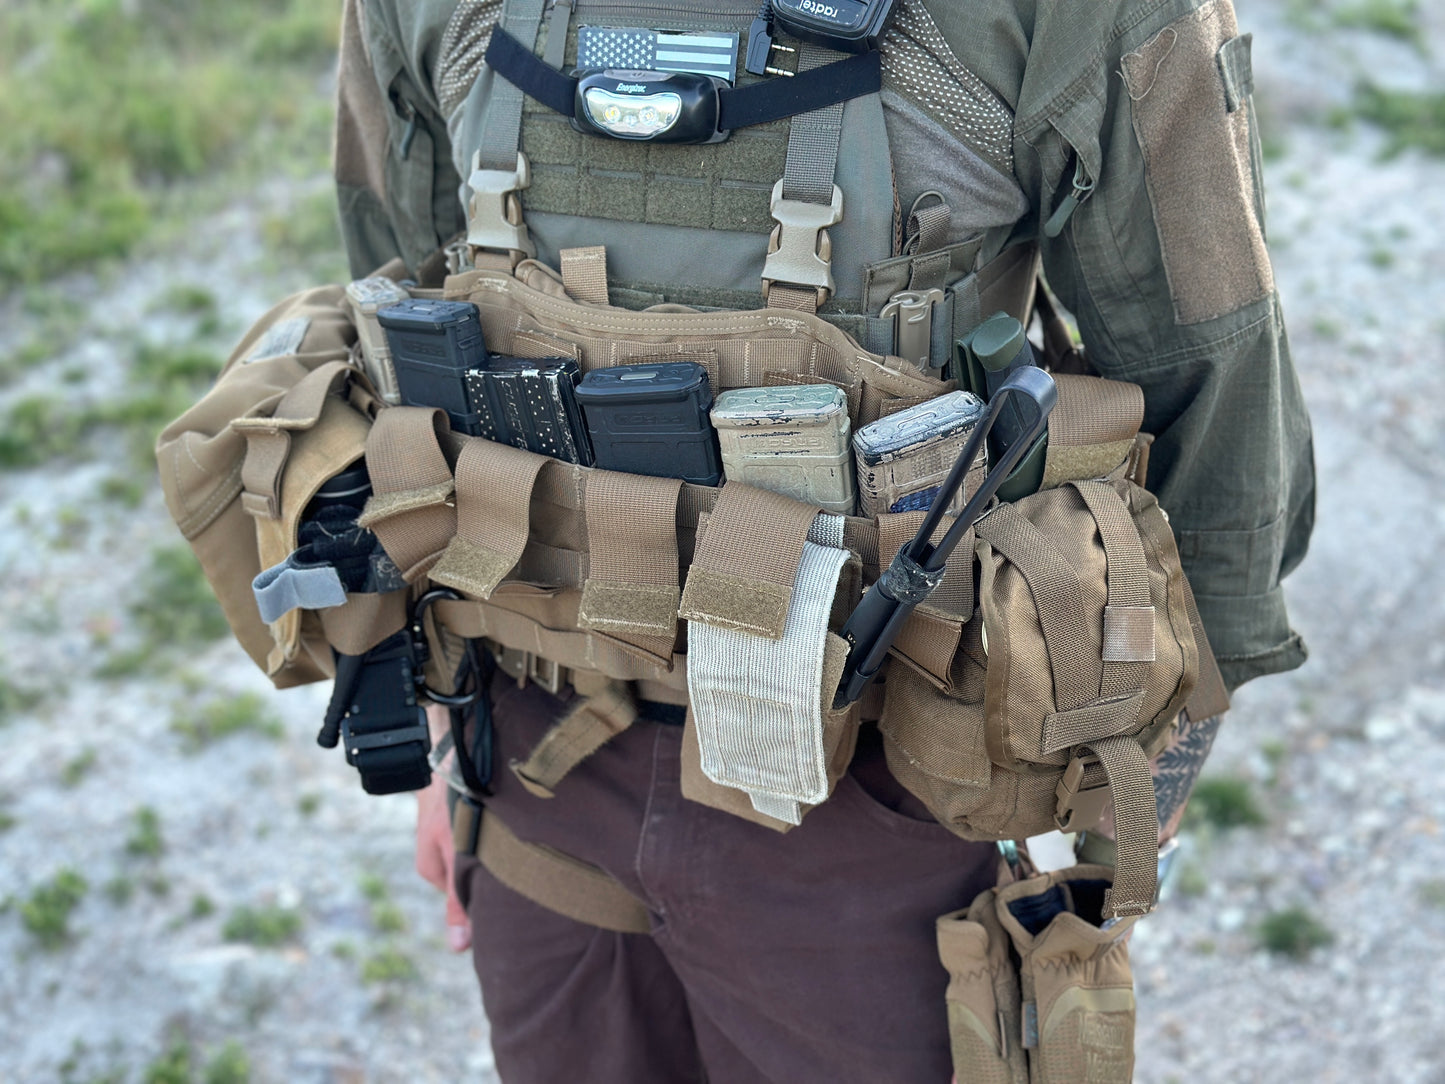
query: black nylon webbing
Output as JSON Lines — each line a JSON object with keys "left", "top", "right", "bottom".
{"left": 482, "top": 28, "right": 882, "bottom": 132}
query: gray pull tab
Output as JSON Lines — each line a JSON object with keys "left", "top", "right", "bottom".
{"left": 880, "top": 288, "right": 945, "bottom": 372}
{"left": 1044, "top": 156, "right": 1095, "bottom": 238}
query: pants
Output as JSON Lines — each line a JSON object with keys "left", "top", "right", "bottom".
{"left": 455, "top": 676, "right": 998, "bottom": 1084}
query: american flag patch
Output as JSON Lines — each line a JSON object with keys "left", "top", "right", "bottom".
{"left": 577, "top": 27, "right": 740, "bottom": 84}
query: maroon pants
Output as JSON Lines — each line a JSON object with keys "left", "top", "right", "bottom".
{"left": 456, "top": 678, "right": 998, "bottom": 1084}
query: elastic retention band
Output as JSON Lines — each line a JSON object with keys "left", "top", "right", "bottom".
{"left": 482, "top": 27, "right": 883, "bottom": 132}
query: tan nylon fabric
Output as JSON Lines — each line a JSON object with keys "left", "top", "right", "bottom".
{"left": 359, "top": 407, "right": 458, "bottom": 581}
{"left": 511, "top": 682, "right": 639, "bottom": 798}
{"left": 468, "top": 806, "right": 652, "bottom": 934}
{"left": 559, "top": 245, "right": 610, "bottom": 306}
{"left": 430, "top": 440, "right": 550, "bottom": 599}
{"left": 1078, "top": 737, "right": 1158, "bottom": 918}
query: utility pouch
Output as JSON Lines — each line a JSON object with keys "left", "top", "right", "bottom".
{"left": 938, "top": 863, "right": 1138, "bottom": 1084}
{"left": 999, "top": 865, "right": 1139, "bottom": 1084}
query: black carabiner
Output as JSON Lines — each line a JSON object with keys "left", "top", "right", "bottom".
{"left": 411, "top": 588, "right": 483, "bottom": 707}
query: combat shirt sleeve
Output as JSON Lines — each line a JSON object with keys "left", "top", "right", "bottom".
{"left": 1016, "top": 0, "right": 1315, "bottom": 691}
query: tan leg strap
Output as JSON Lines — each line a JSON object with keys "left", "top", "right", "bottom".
{"left": 456, "top": 803, "right": 652, "bottom": 934}
{"left": 358, "top": 406, "right": 457, "bottom": 581}
{"left": 510, "top": 682, "right": 639, "bottom": 799}
{"left": 429, "top": 440, "right": 548, "bottom": 599}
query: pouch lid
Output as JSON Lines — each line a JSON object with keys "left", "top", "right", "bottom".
{"left": 711, "top": 385, "right": 848, "bottom": 429}
{"left": 375, "top": 298, "right": 480, "bottom": 332}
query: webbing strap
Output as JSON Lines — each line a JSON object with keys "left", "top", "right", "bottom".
{"left": 678, "top": 483, "right": 821, "bottom": 640}
{"left": 475, "top": 0, "right": 548, "bottom": 170}
{"left": 559, "top": 245, "right": 610, "bottom": 306}
{"left": 1040, "top": 374, "right": 1144, "bottom": 490}
{"left": 975, "top": 504, "right": 1096, "bottom": 712}
{"left": 577, "top": 471, "right": 683, "bottom": 659}
{"left": 510, "top": 682, "right": 639, "bottom": 799}
{"left": 1079, "top": 737, "right": 1159, "bottom": 919}
{"left": 429, "top": 440, "right": 548, "bottom": 600}
{"left": 461, "top": 804, "right": 653, "bottom": 934}
{"left": 234, "top": 360, "right": 356, "bottom": 520}
{"left": 358, "top": 407, "right": 457, "bottom": 581}
{"left": 781, "top": 44, "right": 847, "bottom": 206}
{"left": 1072, "top": 481, "right": 1155, "bottom": 697}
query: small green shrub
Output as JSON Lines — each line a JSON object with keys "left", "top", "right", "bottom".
{"left": 125, "top": 806, "right": 165, "bottom": 859}
{"left": 1332, "top": 0, "right": 1424, "bottom": 48}
{"left": 222, "top": 905, "right": 302, "bottom": 948}
{"left": 143, "top": 1037, "right": 193, "bottom": 1084}
{"left": 60, "top": 748, "right": 98, "bottom": 788}
{"left": 172, "top": 692, "right": 283, "bottom": 751}
{"left": 134, "top": 546, "right": 230, "bottom": 647}
{"left": 1184, "top": 777, "right": 1267, "bottom": 831}
{"left": 20, "top": 869, "right": 89, "bottom": 950}
{"left": 1256, "top": 906, "right": 1334, "bottom": 959}
{"left": 203, "top": 1041, "right": 251, "bottom": 1084}
{"left": 1353, "top": 84, "right": 1445, "bottom": 157}
{"left": 361, "top": 946, "right": 418, "bottom": 985}
{"left": 0, "top": 395, "right": 84, "bottom": 469}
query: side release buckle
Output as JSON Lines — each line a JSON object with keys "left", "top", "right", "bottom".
{"left": 1054, "top": 753, "right": 1113, "bottom": 832}
{"left": 880, "top": 287, "right": 945, "bottom": 372}
{"left": 466, "top": 151, "right": 536, "bottom": 262}
{"left": 762, "top": 181, "right": 843, "bottom": 306}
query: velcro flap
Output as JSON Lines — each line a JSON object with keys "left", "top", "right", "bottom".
{"left": 1103, "top": 605, "right": 1157, "bottom": 663}
{"left": 679, "top": 482, "right": 820, "bottom": 640}
{"left": 1041, "top": 374, "right": 1144, "bottom": 490}
{"left": 578, "top": 581, "right": 681, "bottom": 636}
{"left": 578, "top": 470, "right": 683, "bottom": 640}
{"left": 429, "top": 535, "right": 526, "bottom": 601}
{"left": 357, "top": 480, "right": 456, "bottom": 528}
{"left": 1040, "top": 690, "right": 1147, "bottom": 755}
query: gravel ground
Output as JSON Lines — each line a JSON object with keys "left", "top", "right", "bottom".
{"left": 1, "top": 4, "right": 1442, "bottom": 1081}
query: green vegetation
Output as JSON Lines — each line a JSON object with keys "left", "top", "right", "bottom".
{"left": 143, "top": 1038, "right": 193, "bottom": 1084}
{"left": 1352, "top": 84, "right": 1445, "bottom": 157}
{"left": 203, "top": 1042, "right": 252, "bottom": 1084}
{"left": 1184, "top": 777, "right": 1267, "bottom": 831}
{"left": 0, "top": 809, "right": 16, "bottom": 834}
{"left": 361, "top": 945, "right": 419, "bottom": 985}
{"left": 60, "top": 748, "right": 99, "bottom": 788}
{"left": 104, "top": 876, "right": 136, "bottom": 906}
{"left": 222, "top": 904, "right": 302, "bottom": 948}
{"left": 20, "top": 868, "right": 89, "bottom": 950}
{"left": 135, "top": 545, "right": 231, "bottom": 648}
{"left": 1332, "top": 0, "right": 1425, "bottom": 48}
{"left": 0, "top": 0, "right": 342, "bottom": 285}
{"left": 297, "top": 793, "right": 321, "bottom": 817}
{"left": 0, "top": 395, "right": 84, "bottom": 469}
{"left": 125, "top": 806, "right": 166, "bottom": 859}
{"left": 359, "top": 872, "right": 408, "bottom": 934}
{"left": 1418, "top": 879, "right": 1445, "bottom": 910}
{"left": 0, "top": 674, "right": 43, "bottom": 723}
{"left": 137, "top": 1035, "right": 251, "bottom": 1084}
{"left": 172, "top": 692, "right": 283, "bottom": 751}
{"left": 1256, "top": 906, "right": 1335, "bottom": 959}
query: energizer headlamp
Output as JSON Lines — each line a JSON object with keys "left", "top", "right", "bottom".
{"left": 572, "top": 70, "right": 727, "bottom": 144}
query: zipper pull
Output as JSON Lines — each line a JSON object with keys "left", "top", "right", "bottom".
{"left": 1043, "top": 155, "right": 1095, "bottom": 238}
{"left": 395, "top": 96, "right": 420, "bottom": 161}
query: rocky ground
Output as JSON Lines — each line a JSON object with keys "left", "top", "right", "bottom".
{"left": 1, "top": 3, "right": 1442, "bottom": 1082}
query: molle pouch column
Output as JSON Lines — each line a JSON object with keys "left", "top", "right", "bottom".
{"left": 679, "top": 483, "right": 858, "bottom": 828}
{"left": 995, "top": 866, "right": 1140, "bottom": 1084}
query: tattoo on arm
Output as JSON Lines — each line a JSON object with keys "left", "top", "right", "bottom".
{"left": 1151, "top": 712, "right": 1225, "bottom": 840}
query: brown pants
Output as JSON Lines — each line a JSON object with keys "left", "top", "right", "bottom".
{"left": 456, "top": 678, "right": 998, "bottom": 1084}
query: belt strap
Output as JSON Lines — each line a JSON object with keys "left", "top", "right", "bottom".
{"left": 474, "top": 0, "right": 548, "bottom": 171}
{"left": 456, "top": 803, "right": 652, "bottom": 934}
{"left": 430, "top": 440, "right": 548, "bottom": 599}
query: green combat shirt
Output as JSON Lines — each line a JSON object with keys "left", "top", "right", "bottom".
{"left": 335, "top": 0, "right": 1315, "bottom": 693}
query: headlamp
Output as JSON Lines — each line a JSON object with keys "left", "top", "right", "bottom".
{"left": 572, "top": 69, "right": 727, "bottom": 144}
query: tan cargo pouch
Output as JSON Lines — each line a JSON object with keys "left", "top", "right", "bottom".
{"left": 453, "top": 801, "right": 651, "bottom": 934}
{"left": 940, "top": 864, "right": 1139, "bottom": 1084}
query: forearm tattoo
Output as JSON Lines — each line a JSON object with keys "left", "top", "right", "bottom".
{"left": 1151, "top": 712, "right": 1225, "bottom": 840}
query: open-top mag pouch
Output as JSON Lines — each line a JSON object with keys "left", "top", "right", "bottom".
{"left": 157, "top": 286, "right": 406, "bottom": 688}
{"left": 940, "top": 864, "right": 1139, "bottom": 1084}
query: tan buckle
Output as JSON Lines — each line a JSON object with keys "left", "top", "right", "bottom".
{"left": 466, "top": 152, "right": 536, "bottom": 262}
{"left": 528, "top": 655, "right": 564, "bottom": 696}
{"left": 762, "top": 180, "right": 843, "bottom": 305}
{"left": 1055, "top": 754, "right": 1112, "bottom": 832}
{"left": 880, "top": 287, "right": 946, "bottom": 372}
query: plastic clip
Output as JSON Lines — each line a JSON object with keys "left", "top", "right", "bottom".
{"left": 762, "top": 180, "right": 843, "bottom": 306}
{"left": 466, "top": 151, "right": 536, "bottom": 261}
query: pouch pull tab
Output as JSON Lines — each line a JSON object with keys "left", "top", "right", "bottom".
{"left": 1044, "top": 155, "right": 1095, "bottom": 239}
